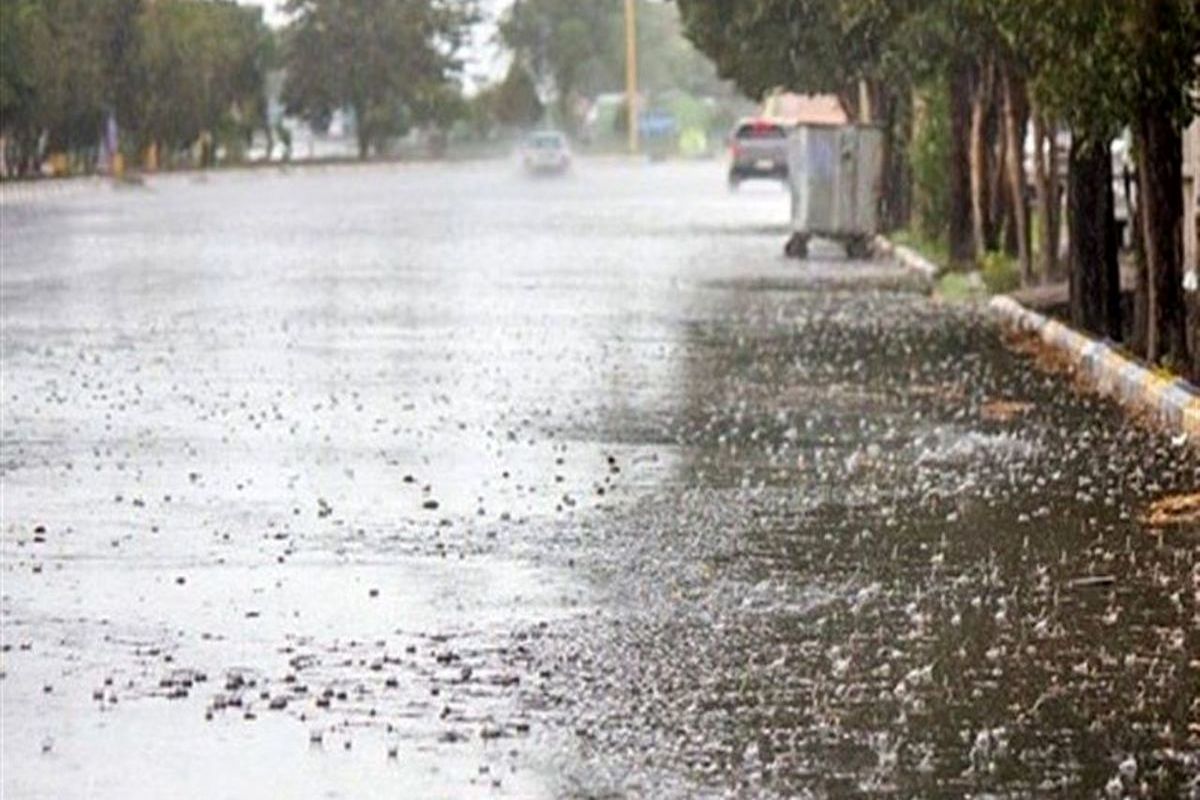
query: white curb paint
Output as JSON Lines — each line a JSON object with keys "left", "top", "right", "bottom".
{"left": 990, "top": 295, "right": 1200, "bottom": 438}
{"left": 874, "top": 235, "right": 939, "bottom": 279}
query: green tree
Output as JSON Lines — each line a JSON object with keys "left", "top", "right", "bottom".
{"left": 1, "top": 0, "right": 271, "bottom": 173}
{"left": 0, "top": 0, "right": 44, "bottom": 171}
{"left": 677, "top": 0, "right": 1199, "bottom": 378}
{"left": 132, "top": 0, "right": 269, "bottom": 165}
{"left": 497, "top": 0, "right": 734, "bottom": 138}
{"left": 10, "top": 0, "right": 110, "bottom": 162}
{"left": 95, "top": 0, "right": 143, "bottom": 145}
{"left": 281, "top": 0, "right": 474, "bottom": 159}
{"left": 499, "top": 0, "right": 621, "bottom": 132}
{"left": 479, "top": 62, "right": 544, "bottom": 130}
{"left": 1120, "top": 1, "right": 1197, "bottom": 372}
{"left": 1012, "top": 0, "right": 1198, "bottom": 367}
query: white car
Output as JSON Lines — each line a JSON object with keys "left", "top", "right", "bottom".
{"left": 520, "top": 130, "right": 571, "bottom": 175}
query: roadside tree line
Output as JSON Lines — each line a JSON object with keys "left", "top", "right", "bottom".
{"left": 676, "top": 0, "right": 1200, "bottom": 381}
{"left": 0, "top": 0, "right": 475, "bottom": 172}
{"left": 0, "top": 0, "right": 748, "bottom": 171}
{"left": 1, "top": 0, "right": 272, "bottom": 173}
{"left": 279, "top": 0, "right": 473, "bottom": 159}
{"left": 497, "top": 0, "right": 730, "bottom": 136}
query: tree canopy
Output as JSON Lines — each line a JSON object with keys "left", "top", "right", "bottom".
{"left": 0, "top": 0, "right": 271, "bottom": 172}
{"left": 473, "top": 62, "right": 544, "bottom": 133}
{"left": 499, "top": 0, "right": 727, "bottom": 132}
{"left": 280, "top": 0, "right": 475, "bottom": 158}
{"left": 678, "top": 0, "right": 1200, "bottom": 376}
{"left": 675, "top": 0, "right": 903, "bottom": 115}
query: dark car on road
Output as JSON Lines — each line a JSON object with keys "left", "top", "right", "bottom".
{"left": 727, "top": 118, "right": 790, "bottom": 189}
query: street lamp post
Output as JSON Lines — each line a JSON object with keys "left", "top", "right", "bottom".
{"left": 624, "top": 0, "right": 638, "bottom": 154}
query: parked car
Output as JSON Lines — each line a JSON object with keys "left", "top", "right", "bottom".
{"left": 520, "top": 130, "right": 571, "bottom": 175}
{"left": 727, "top": 118, "right": 790, "bottom": 188}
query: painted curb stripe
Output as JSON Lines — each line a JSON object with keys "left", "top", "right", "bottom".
{"left": 986, "top": 293, "right": 1200, "bottom": 438}
{"left": 907, "top": 242, "right": 1198, "bottom": 437}
{"left": 1185, "top": 402, "right": 1200, "bottom": 435}
{"left": 892, "top": 246, "right": 938, "bottom": 278}
{"left": 875, "top": 238, "right": 938, "bottom": 281}
{"left": 1160, "top": 383, "right": 1194, "bottom": 415}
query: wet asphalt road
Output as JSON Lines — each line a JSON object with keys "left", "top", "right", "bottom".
{"left": 2, "top": 160, "right": 1198, "bottom": 799}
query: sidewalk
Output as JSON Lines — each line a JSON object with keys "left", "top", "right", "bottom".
{"left": 1006, "top": 264, "right": 1140, "bottom": 313}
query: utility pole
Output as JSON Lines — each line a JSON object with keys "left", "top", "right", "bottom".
{"left": 624, "top": 0, "right": 638, "bottom": 154}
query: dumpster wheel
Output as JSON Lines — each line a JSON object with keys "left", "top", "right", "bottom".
{"left": 844, "top": 235, "right": 872, "bottom": 260}
{"left": 784, "top": 233, "right": 809, "bottom": 259}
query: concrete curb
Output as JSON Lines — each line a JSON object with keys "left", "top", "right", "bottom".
{"left": 874, "top": 235, "right": 940, "bottom": 280}
{"left": 990, "top": 295, "right": 1200, "bottom": 438}
{"left": 0, "top": 176, "right": 109, "bottom": 206}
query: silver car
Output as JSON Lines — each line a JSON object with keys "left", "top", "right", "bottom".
{"left": 727, "top": 118, "right": 789, "bottom": 188}
{"left": 520, "top": 130, "right": 572, "bottom": 175}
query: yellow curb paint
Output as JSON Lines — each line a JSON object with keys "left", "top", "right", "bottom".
{"left": 1040, "top": 321, "right": 1063, "bottom": 348}
{"left": 1138, "top": 373, "right": 1171, "bottom": 409}
{"left": 1102, "top": 350, "right": 1126, "bottom": 372}
{"left": 992, "top": 294, "right": 1200, "bottom": 440}
{"left": 1184, "top": 401, "right": 1200, "bottom": 437}
{"left": 1099, "top": 352, "right": 1129, "bottom": 395}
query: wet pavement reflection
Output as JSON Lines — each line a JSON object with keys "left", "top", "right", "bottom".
{"left": 2, "top": 161, "right": 1198, "bottom": 798}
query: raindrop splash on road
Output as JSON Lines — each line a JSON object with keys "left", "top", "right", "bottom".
{"left": 2, "top": 161, "right": 1197, "bottom": 798}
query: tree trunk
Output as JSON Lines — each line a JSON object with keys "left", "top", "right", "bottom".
{"left": 879, "top": 100, "right": 895, "bottom": 232}
{"left": 969, "top": 61, "right": 993, "bottom": 257}
{"left": 1190, "top": 294, "right": 1200, "bottom": 384}
{"left": 838, "top": 89, "right": 861, "bottom": 123}
{"left": 858, "top": 79, "right": 874, "bottom": 124}
{"left": 263, "top": 123, "right": 274, "bottom": 163}
{"left": 1136, "top": 111, "right": 1188, "bottom": 368}
{"left": 1129, "top": 151, "right": 1149, "bottom": 356}
{"left": 874, "top": 84, "right": 911, "bottom": 233}
{"left": 987, "top": 74, "right": 1009, "bottom": 255}
{"left": 985, "top": 75, "right": 1004, "bottom": 251}
{"left": 1032, "top": 109, "right": 1050, "bottom": 278}
{"left": 885, "top": 91, "right": 913, "bottom": 232}
{"left": 949, "top": 63, "right": 975, "bottom": 269}
{"left": 1001, "top": 183, "right": 1019, "bottom": 258}
{"left": 353, "top": 99, "right": 370, "bottom": 160}
{"left": 1068, "top": 136, "right": 1121, "bottom": 340}
{"left": 1047, "top": 126, "right": 1062, "bottom": 277}
{"left": 993, "top": 124, "right": 1012, "bottom": 255}
{"left": 1032, "top": 106, "right": 1062, "bottom": 280}
{"left": 1002, "top": 67, "right": 1032, "bottom": 285}
{"left": 910, "top": 87, "right": 928, "bottom": 235}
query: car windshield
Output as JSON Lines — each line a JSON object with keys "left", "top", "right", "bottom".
{"left": 528, "top": 133, "right": 566, "bottom": 149}
{"left": 735, "top": 122, "right": 786, "bottom": 140}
